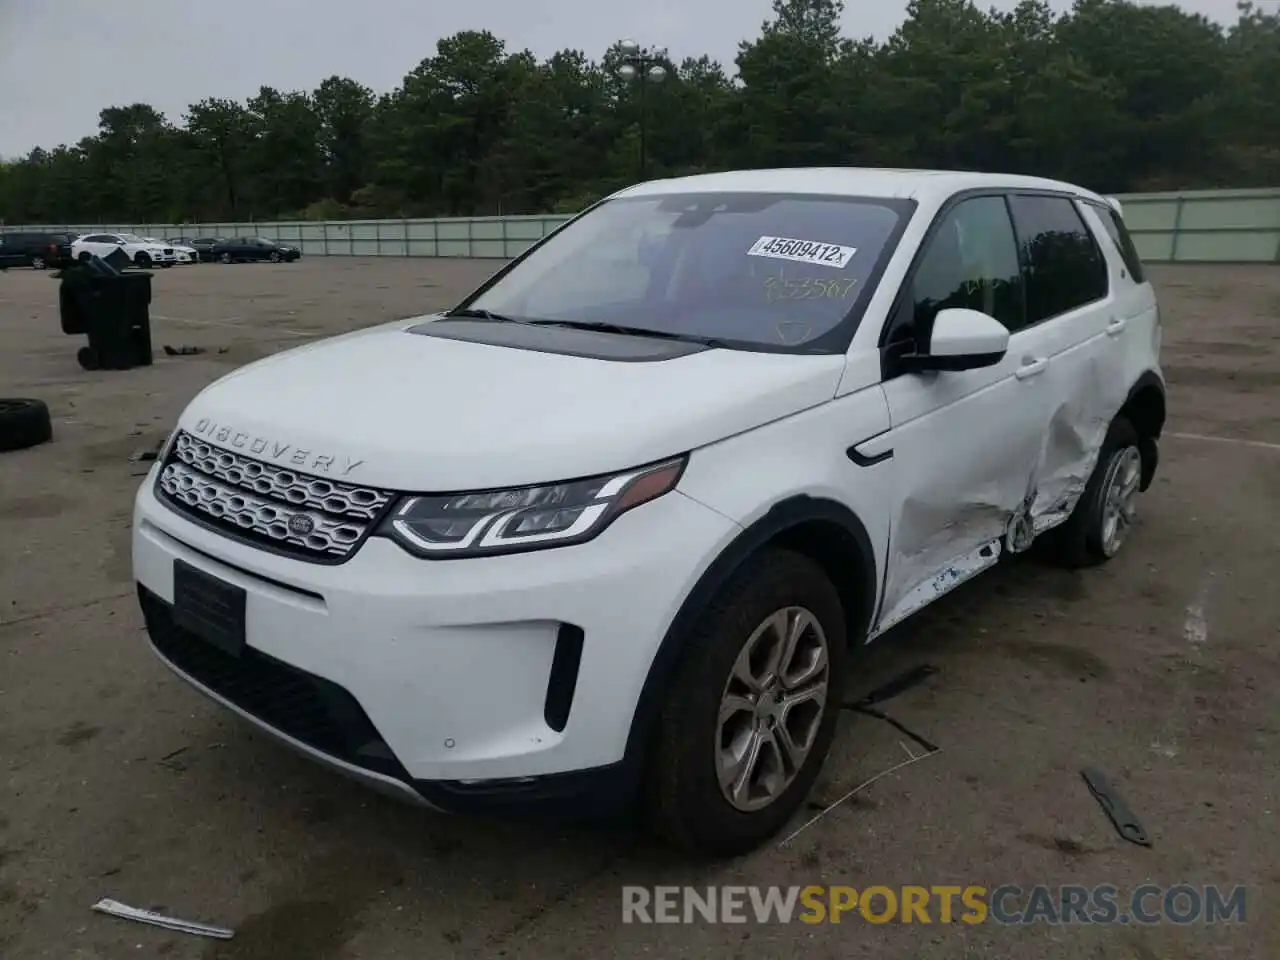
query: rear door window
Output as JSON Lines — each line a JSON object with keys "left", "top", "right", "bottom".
{"left": 1008, "top": 195, "right": 1109, "bottom": 324}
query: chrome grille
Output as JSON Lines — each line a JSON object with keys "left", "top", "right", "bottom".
{"left": 156, "top": 431, "right": 393, "bottom": 561}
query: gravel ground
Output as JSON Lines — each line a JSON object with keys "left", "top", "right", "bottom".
{"left": 1, "top": 257, "right": 1277, "bottom": 959}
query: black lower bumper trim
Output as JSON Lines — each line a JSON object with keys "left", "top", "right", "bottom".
{"left": 140, "top": 585, "right": 411, "bottom": 782}
{"left": 415, "top": 762, "right": 640, "bottom": 822}
{"left": 138, "top": 583, "right": 640, "bottom": 820}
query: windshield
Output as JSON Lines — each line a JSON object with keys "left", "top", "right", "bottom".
{"left": 464, "top": 192, "right": 913, "bottom": 352}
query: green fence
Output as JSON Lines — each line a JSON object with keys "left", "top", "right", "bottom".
{"left": 7, "top": 215, "right": 574, "bottom": 261}
{"left": 1113, "top": 188, "right": 1280, "bottom": 263}
{"left": 10, "top": 187, "right": 1280, "bottom": 263}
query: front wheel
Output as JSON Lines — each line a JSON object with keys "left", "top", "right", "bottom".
{"left": 1042, "top": 416, "right": 1143, "bottom": 568}
{"left": 644, "top": 548, "right": 848, "bottom": 857}
{"left": 269, "top": 251, "right": 282, "bottom": 263}
{"left": 134, "top": 253, "right": 151, "bottom": 269}
{"left": 219, "top": 252, "right": 232, "bottom": 264}
{"left": 30, "top": 255, "right": 46, "bottom": 270}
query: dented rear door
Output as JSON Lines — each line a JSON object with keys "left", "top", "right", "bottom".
{"left": 1004, "top": 194, "right": 1128, "bottom": 535}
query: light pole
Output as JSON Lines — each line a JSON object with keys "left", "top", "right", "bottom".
{"left": 617, "top": 38, "right": 668, "bottom": 182}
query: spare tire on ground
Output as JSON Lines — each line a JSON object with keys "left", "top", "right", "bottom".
{"left": 0, "top": 399, "right": 53, "bottom": 452}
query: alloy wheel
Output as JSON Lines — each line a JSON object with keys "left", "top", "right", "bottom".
{"left": 716, "top": 606, "right": 830, "bottom": 813}
{"left": 1099, "top": 445, "right": 1141, "bottom": 556}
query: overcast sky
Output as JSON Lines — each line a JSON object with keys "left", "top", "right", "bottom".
{"left": 0, "top": 0, "right": 1256, "bottom": 158}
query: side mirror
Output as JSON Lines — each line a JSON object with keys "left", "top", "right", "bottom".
{"left": 903, "top": 307, "right": 1009, "bottom": 373}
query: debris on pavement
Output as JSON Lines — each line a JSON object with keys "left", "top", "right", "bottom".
{"left": 1081, "top": 767, "right": 1152, "bottom": 847}
{"left": 157, "top": 745, "right": 190, "bottom": 771}
{"left": 91, "top": 898, "right": 234, "bottom": 939}
{"left": 783, "top": 664, "right": 945, "bottom": 841}
{"left": 843, "top": 664, "right": 942, "bottom": 754}
{"left": 162, "top": 344, "right": 206, "bottom": 356}
{"left": 851, "top": 664, "right": 940, "bottom": 707}
{"left": 780, "top": 741, "right": 942, "bottom": 847}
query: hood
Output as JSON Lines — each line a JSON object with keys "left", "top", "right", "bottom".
{"left": 178, "top": 318, "right": 846, "bottom": 490}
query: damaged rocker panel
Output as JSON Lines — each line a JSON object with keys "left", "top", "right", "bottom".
{"left": 870, "top": 538, "right": 1003, "bottom": 639}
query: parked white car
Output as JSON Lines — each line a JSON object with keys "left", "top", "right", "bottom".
{"left": 132, "top": 168, "right": 1165, "bottom": 857}
{"left": 71, "top": 233, "right": 176, "bottom": 268}
{"left": 145, "top": 237, "right": 197, "bottom": 263}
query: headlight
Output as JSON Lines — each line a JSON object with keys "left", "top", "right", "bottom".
{"left": 381, "top": 456, "right": 686, "bottom": 558}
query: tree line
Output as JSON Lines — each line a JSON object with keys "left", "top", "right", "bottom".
{"left": 2, "top": 0, "right": 1277, "bottom": 226}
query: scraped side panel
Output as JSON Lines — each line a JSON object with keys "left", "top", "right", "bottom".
{"left": 875, "top": 349, "right": 1049, "bottom": 634}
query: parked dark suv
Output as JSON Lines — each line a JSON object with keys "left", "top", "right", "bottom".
{"left": 0, "top": 231, "right": 81, "bottom": 269}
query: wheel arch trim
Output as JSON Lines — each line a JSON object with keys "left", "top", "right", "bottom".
{"left": 1119, "top": 370, "right": 1166, "bottom": 490}
{"left": 620, "top": 495, "right": 877, "bottom": 773}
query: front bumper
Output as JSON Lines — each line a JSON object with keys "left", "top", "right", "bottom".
{"left": 132, "top": 468, "right": 738, "bottom": 811}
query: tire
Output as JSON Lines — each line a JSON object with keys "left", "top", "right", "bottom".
{"left": 220, "top": 252, "right": 232, "bottom": 264}
{"left": 134, "top": 253, "right": 151, "bottom": 269}
{"left": 269, "top": 251, "right": 282, "bottom": 263}
{"left": 644, "top": 548, "right": 848, "bottom": 857}
{"left": 160, "top": 262, "right": 172, "bottom": 268}
{"left": 77, "top": 346, "right": 101, "bottom": 370}
{"left": 0, "top": 398, "right": 53, "bottom": 453}
{"left": 1041, "top": 416, "right": 1142, "bottom": 569}
{"left": 31, "top": 255, "right": 46, "bottom": 270}
{"left": 78, "top": 251, "right": 92, "bottom": 262}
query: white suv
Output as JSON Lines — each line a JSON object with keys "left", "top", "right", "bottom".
{"left": 72, "top": 232, "right": 176, "bottom": 267}
{"left": 132, "top": 168, "right": 1165, "bottom": 856}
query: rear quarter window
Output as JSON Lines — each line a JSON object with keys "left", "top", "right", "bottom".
{"left": 1092, "top": 203, "right": 1147, "bottom": 283}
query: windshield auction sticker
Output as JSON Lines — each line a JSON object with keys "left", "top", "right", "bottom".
{"left": 747, "top": 236, "right": 856, "bottom": 268}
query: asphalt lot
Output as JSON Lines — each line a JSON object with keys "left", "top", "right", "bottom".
{"left": 1, "top": 257, "right": 1277, "bottom": 959}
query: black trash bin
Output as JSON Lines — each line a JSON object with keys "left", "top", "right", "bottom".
{"left": 56, "top": 255, "right": 154, "bottom": 370}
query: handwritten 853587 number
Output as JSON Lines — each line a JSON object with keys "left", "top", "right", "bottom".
{"left": 763, "top": 277, "right": 859, "bottom": 302}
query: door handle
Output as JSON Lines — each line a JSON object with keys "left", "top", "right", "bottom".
{"left": 1106, "top": 317, "right": 1127, "bottom": 337}
{"left": 1015, "top": 357, "right": 1048, "bottom": 380}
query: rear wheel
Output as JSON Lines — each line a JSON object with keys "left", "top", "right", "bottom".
{"left": 645, "top": 548, "right": 848, "bottom": 857}
{"left": 78, "top": 251, "right": 92, "bottom": 262}
{"left": 1042, "top": 416, "right": 1142, "bottom": 568}
{"left": 30, "top": 255, "right": 46, "bottom": 270}
{"left": 220, "top": 251, "right": 232, "bottom": 264}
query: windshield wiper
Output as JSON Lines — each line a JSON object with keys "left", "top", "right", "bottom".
{"left": 522, "top": 319, "right": 730, "bottom": 348}
{"left": 443, "top": 306, "right": 532, "bottom": 325}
